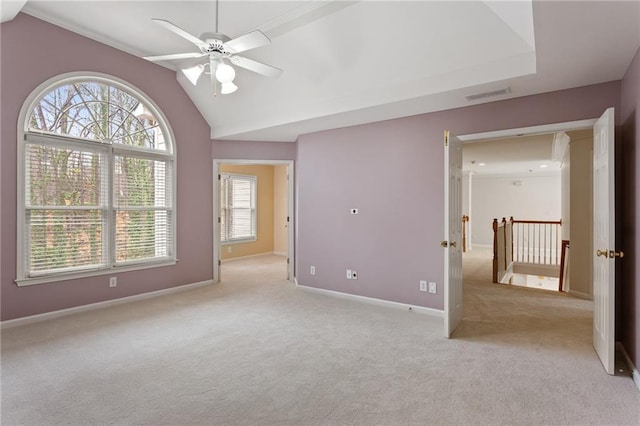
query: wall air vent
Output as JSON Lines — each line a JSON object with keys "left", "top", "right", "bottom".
{"left": 465, "top": 87, "right": 511, "bottom": 101}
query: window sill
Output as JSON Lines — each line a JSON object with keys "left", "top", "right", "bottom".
{"left": 15, "top": 259, "right": 178, "bottom": 287}
{"left": 221, "top": 238, "right": 257, "bottom": 245}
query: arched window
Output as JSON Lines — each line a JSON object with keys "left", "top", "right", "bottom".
{"left": 17, "top": 74, "right": 176, "bottom": 284}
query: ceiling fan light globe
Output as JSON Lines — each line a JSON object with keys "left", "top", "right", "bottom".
{"left": 182, "top": 65, "right": 204, "bottom": 86}
{"left": 215, "top": 63, "right": 236, "bottom": 83}
{"left": 220, "top": 82, "right": 238, "bottom": 95}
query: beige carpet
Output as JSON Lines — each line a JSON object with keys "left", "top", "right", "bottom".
{"left": 1, "top": 252, "right": 638, "bottom": 425}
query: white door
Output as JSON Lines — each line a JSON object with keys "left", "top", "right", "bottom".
{"left": 592, "top": 107, "right": 618, "bottom": 375}
{"left": 444, "top": 131, "right": 463, "bottom": 338}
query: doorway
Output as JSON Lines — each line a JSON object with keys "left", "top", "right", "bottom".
{"left": 212, "top": 159, "right": 294, "bottom": 283}
{"left": 449, "top": 113, "right": 617, "bottom": 374}
{"left": 462, "top": 132, "right": 564, "bottom": 292}
{"left": 458, "top": 119, "right": 597, "bottom": 297}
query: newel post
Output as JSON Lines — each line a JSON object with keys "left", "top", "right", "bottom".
{"left": 510, "top": 217, "right": 514, "bottom": 261}
{"left": 492, "top": 218, "right": 498, "bottom": 283}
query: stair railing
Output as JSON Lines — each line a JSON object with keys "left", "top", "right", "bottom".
{"left": 492, "top": 217, "right": 562, "bottom": 285}
{"left": 512, "top": 219, "right": 562, "bottom": 265}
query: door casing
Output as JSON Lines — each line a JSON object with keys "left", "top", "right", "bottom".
{"left": 213, "top": 159, "right": 295, "bottom": 283}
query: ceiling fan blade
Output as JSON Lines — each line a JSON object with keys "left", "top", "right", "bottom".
{"left": 152, "top": 18, "right": 206, "bottom": 49}
{"left": 231, "top": 56, "right": 282, "bottom": 78}
{"left": 224, "top": 30, "right": 271, "bottom": 54}
{"left": 144, "top": 52, "right": 207, "bottom": 62}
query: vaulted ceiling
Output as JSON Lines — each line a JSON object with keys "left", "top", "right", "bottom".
{"left": 8, "top": 1, "right": 640, "bottom": 141}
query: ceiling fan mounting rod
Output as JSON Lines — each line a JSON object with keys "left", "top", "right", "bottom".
{"left": 215, "top": 0, "right": 219, "bottom": 33}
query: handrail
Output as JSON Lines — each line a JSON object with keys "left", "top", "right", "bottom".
{"left": 493, "top": 216, "right": 562, "bottom": 286}
{"left": 512, "top": 219, "right": 562, "bottom": 265}
{"left": 512, "top": 220, "right": 562, "bottom": 225}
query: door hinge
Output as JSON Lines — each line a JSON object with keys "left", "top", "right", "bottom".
{"left": 218, "top": 259, "right": 221, "bottom": 266}
{"left": 444, "top": 130, "right": 450, "bottom": 147}
{"left": 218, "top": 174, "right": 221, "bottom": 180}
{"left": 218, "top": 217, "right": 221, "bottom": 223}
{"left": 287, "top": 258, "right": 290, "bottom": 264}
{"left": 287, "top": 216, "right": 290, "bottom": 222}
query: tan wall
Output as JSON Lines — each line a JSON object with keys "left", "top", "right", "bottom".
{"left": 273, "top": 165, "right": 288, "bottom": 255}
{"left": 567, "top": 129, "right": 593, "bottom": 298}
{"left": 220, "top": 164, "right": 274, "bottom": 260}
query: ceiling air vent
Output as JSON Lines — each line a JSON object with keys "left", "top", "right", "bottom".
{"left": 465, "top": 87, "right": 511, "bottom": 101}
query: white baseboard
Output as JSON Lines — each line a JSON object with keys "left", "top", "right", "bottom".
{"left": 273, "top": 251, "right": 287, "bottom": 257}
{"left": 471, "top": 244, "right": 492, "bottom": 249}
{"left": 1, "top": 279, "right": 215, "bottom": 329}
{"left": 568, "top": 289, "right": 592, "bottom": 300}
{"left": 617, "top": 342, "right": 640, "bottom": 393}
{"left": 297, "top": 284, "right": 443, "bottom": 318}
{"left": 221, "top": 252, "right": 282, "bottom": 263}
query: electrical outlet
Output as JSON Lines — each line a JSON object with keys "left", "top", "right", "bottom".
{"left": 419, "top": 280, "right": 427, "bottom": 292}
{"left": 109, "top": 277, "right": 117, "bottom": 288}
{"left": 350, "top": 208, "right": 358, "bottom": 214}
{"left": 346, "top": 269, "right": 352, "bottom": 279}
{"left": 428, "top": 281, "right": 437, "bottom": 294}
{"left": 310, "top": 266, "right": 316, "bottom": 275}
{"left": 352, "top": 270, "right": 358, "bottom": 280}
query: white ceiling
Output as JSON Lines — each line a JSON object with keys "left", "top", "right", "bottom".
{"left": 13, "top": 0, "right": 640, "bottom": 142}
{"left": 463, "top": 133, "right": 560, "bottom": 177}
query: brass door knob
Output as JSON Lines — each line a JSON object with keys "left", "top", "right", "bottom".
{"left": 609, "top": 250, "right": 624, "bottom": 258}
{"left": 596, "top": 249, "right": 609, "bottom": 258}
{"left": 440, "top": 241, "right": 448, "bottom": 248}
{"left": 450, "top": 241, "right": 457, "bottom": 248}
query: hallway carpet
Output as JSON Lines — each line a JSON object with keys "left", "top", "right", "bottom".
{"left": 2, "top": 253, "right": 638, "bottom": 425}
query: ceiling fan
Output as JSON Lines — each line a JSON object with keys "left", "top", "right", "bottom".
{"left": 143, "top": 0, "right": 282, "bottom": 95}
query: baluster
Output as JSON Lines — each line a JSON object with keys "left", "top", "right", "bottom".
{"left": 517, "top": 222, "right": 520, "bottom": 262}
{"left": 545, "top": 223, "right": 548, "bottom": 264}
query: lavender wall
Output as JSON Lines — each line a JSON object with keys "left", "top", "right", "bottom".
{"left": 212, "top": 140, "right": 296, "bottom": 161}
{"left": 621, "top": 47, "right": 640, "bottom": 368}
{"left": 297, "top": 82, "right": 621, "bottom": 310}
{"left": 1, "top": 14, "right": 213, "bottom": 320}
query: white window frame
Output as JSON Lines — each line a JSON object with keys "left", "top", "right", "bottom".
{"left": 16, "top": 72, "right": 177, "bottom": 286}
{"left": 220, "top": 173, "right": 257, "bottom": 245}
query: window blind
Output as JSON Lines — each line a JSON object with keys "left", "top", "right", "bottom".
{"left": 19, "top": 77, "right": 177, "bottom": 283}
{"left": 24, "top": 141, "right": 108, "bottom": 275}
{"left": 113, "top": 155, "right": 172, "bottom": 263}
{"left": 220, "top": 174, "right": 256, "bottom": 243}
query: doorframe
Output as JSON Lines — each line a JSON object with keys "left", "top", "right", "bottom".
{"left": 458, "top": 118, "right": 597, "bottom": 143}
{"left": 212, "top": 159, "right": 295, "bottom": 283}
{"left": 453, "top": 116, "right": 598, "bottom": 326}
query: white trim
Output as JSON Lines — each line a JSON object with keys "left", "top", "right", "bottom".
{"left": 220, "top": 238, "right": 258, "bottom": 246}
{"left": 469, "top": 243, "right": 492, "bottom": 249}
{"left": 568, "top": 289, "right": 592, "bottom": 300}
{"left": 1, "top": 279, "right": 214, "bottom": 329}
{"left": 297, "top": 284, "right": 444, "bottom": 318}
{"left": 16, "top": 259, "right": 177, "bottom": 287}
{"left": 213, "top": 159, "right": 295, "bottom": 283}
{"left": 617, "top": 342, "right": 640, "bottom": 393}
{"left": 458, "top": 119, "right": 597, "bottom": 142}
{"left": 273, "top": 251, "right": 287, "bottom": 257}
{"left": 220, "top": 172, "right": 257, "bottom": 244}
{"left": 16, "top": 72, "right": 177, "bottom": 283}
{"left": 215, "top": 159, "right": 294, "bottom": 166}
{"left": 472, "top": 170, "right": 562, "bottom": 179}
{"left": 221, "top": 252, "right": 279, "bottom": 263}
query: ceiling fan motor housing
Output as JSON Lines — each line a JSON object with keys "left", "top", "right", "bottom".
{"left": 199, "top": 32, "right": 233, "bottom": 56}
